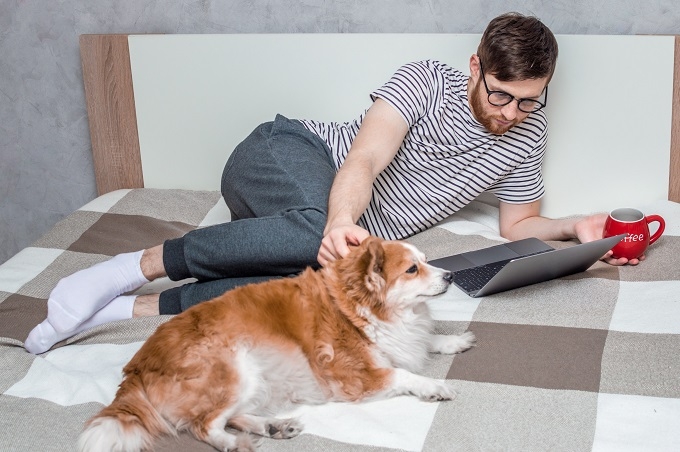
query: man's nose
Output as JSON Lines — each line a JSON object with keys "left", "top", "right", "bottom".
{"left": 500, "top": 101, "right": 519, "bottom": 120}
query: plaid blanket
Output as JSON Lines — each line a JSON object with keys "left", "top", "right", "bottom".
{"left": 1, "top": 188, "right": 679, "bottom": 452}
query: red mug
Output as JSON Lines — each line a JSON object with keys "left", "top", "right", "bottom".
{"left": 603, "top": 208, "right": 665, "bottom": 259}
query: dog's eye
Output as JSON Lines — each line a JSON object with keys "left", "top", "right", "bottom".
{"left": 405, "top": 265, "right": 418, "bottom": 274}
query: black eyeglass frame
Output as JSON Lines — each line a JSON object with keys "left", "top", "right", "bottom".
{"left": 478, "top": 61, "right": 548, "bottom": 113}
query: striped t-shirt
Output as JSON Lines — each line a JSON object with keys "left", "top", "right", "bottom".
{"left": 299, "top": 59, "right": 547, "bottom": 240}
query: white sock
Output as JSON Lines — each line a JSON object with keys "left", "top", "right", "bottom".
{"left": 25, "top": 295, "right": 136, "bottom": 354}
{"left": 47, "top": 250, "right": 149, "bottom": 333}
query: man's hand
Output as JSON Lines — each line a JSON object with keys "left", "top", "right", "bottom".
{"left": 317, "top": 224, "right": 370, "bottom": 266}
{"left": 499, "top": 202, "right": 642, "bottom": 266}
{"left": 573, "top": 213, "right": 644, "bottom": 266}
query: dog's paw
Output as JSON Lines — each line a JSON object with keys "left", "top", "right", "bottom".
{"left": 227, "top": 433, "right": 257, "bottom": 452}
{"left": 431, "top": 331, "right": 476, "bottom": 354}
{"left": 413, "top": 379, "right": 457, "bottom": 402}
{"left": 266, "top": 418, "right": 303, "bottom": 439}
{"left": 456, "top": 331, "right": 476, "bottom": 351}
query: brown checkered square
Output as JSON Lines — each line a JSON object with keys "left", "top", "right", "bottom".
{"left": 448, "top": 321, "right": 608, "bottom": 392}
{"left": 68, "top": 213, "right": 196, "bottom": 256}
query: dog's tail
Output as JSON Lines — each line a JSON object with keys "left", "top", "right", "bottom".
{"left": 77, "top": 376, "right": 172, "bottom": 452}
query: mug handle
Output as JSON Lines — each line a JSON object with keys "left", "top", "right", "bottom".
{"left": 646, "top": 214, "right": 665, "bottom": 245}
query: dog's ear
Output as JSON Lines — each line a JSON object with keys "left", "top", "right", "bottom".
{"left": 332, "top": 237, "right": 391, "bottom": 322}
{"left": 357, "top": 237, "right": 385, "bottom": 293}
{"left": 335, "top": 236, "right": 387, "bottom": 301}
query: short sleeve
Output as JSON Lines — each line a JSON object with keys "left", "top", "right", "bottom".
{"left": 370, "top": 60, "right": 445, "bottom": 127}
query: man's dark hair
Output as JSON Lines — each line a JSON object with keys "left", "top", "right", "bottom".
{"left": 477, "top": 12, "right": 558, "bottom": 83}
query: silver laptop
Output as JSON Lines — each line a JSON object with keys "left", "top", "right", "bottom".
{"left": 430, "top": 234, "right": 626, "bottom": 297}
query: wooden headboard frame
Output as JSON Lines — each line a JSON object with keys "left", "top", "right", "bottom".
{"left": 79, "top": 34, "right": 680, "bottom": 203}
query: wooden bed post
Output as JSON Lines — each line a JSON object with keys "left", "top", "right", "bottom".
{"left": 670, "top": 36, "right": 680, "bottom": 203}
{"left": 80, "top": 34, "right": 144, "bottom": 195}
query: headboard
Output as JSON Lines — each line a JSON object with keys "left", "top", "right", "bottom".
{"left": 80, "top": 34, "right": 680, "bottom": 218}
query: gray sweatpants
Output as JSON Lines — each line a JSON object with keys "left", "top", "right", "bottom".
{"left": 158, "top": 115, "right": 336, "bottom": 314}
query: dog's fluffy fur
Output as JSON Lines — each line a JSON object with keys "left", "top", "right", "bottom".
{"left": 78, "top": 237, "right": 475, "bottom": 452}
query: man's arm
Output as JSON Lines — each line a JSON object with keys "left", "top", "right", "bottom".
{"left": 317, "top": 98, "right": 409, "bottom": 266}
{"left": 499, "top": 200, "right": 576, "bottom": 241}
{"left": 499, "top": 201, "right": 640, "bottom": 265}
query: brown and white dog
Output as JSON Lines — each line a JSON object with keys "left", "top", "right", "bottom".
{"left": 78, "top": 237, "right": 475, "bottom": 452}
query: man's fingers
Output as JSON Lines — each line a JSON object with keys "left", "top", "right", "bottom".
{"left": 318, "top": 226, "right": 371, "bottom": 266}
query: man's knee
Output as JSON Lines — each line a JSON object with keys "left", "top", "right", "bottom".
{"left": 289, "top": 207, "right": 327, "bottom": 237}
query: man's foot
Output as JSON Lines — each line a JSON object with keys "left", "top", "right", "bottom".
{"left": 47, "top": 251, "right": 149, "bottom": 333}
{"left": 25, "top": 295, "right": 137, "bottom": 354}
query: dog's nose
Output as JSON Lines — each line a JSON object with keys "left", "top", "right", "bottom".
{"left": 444, "top": 271, "right": 454, "bottom": 283}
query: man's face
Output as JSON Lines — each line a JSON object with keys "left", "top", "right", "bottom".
{"left": 469, "top": 60, "right": 548, "bottom": 135}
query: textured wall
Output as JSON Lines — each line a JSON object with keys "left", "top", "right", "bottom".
{"left": 1, "top": 0, "right": 680, "bottom": 265}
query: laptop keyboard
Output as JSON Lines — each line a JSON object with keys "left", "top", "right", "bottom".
{"left": 452, "top": 249, "right": 552, "bottom": 293}
{"left": 453, "top": 260, "right": 511, "bottom": 292}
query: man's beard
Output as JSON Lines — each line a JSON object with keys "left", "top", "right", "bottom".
{"left": 469, "top": 80, "right": 520, "bottom": 135}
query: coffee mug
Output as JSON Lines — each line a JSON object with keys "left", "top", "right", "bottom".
{"left": 603, "top": 208, "right": 665, "bottom": 259}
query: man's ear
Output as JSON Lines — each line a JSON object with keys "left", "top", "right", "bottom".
{"left": 469, "top": 54, "right": 481, "bottom": 79}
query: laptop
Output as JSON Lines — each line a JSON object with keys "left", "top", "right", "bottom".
{"left": 430, "top": 234, "right": 626, "bottom": 297}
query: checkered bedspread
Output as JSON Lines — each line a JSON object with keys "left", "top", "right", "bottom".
{"left": 1, "top": 189, "right": 679, "bottom": 452}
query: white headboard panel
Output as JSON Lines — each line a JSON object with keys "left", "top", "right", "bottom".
{"left": 543, "top": 35, "right": 674, "bottom": 217}
{"left": 128, "top": 34, "right": 478, "bottom": 191}
{"left": 126, "top": 34, "right": 675, "bottom": 218}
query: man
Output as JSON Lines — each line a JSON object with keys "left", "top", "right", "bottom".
{"left": 24, "top": 12, "right": 635, "bottom": 354}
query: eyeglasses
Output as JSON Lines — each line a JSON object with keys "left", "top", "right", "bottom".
{"left": 478, "top": 61, "right": 548, "bottom": 113}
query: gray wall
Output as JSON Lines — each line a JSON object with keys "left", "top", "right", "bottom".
{"left": 1, "top": 0, "right": 679, "bottom": 265}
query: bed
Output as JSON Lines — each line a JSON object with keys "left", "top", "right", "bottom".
{"left": 1, "top": 33, "right": 679, "bottom": 451}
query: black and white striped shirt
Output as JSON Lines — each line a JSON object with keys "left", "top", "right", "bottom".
{"left": 299, "top": 60, "right": 547, "bottom": 240}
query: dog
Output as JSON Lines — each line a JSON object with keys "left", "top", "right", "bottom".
{"left": 78, "top": 236, "right": 475, "bottom": 452}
